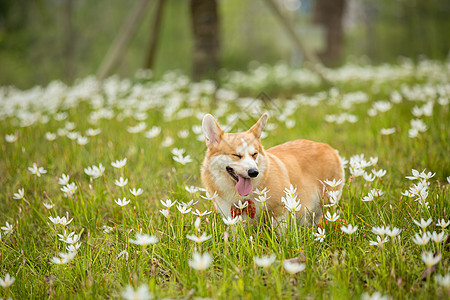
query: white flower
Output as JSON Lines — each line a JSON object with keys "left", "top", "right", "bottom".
{"left": 66, "top": 242, "right": 81, "bottom": 252}
{"left": 283, "top": 260, "right": 306, "bottom": 274}
{"left": 385, "top": 227, "right": 402, "bottom": 237}
{"left": 413, "top": 217, "right": 432, "bottom": 229}
{"left": 405, "top": 169, "right": 421, "bottom": 180}
{"left": 172, "top": 154, "right": 193, "bottom": 165}
{"left": 121, "top": 284, "right": 153, "bottom": 300}
{"left": 192, "top": 209, "right": 212, "bottom": 217}
{"left": 58, "top": 174, "right": 70, "bottom": 185}
{"left": 43, "top": 202, "right": 55, "bottom": 209}
{"left": 127, "top": 122, "right": 146, "bottom": 133}
{"left": 178, "top": 130, "right": 189, "bottom": 139}
{"left": 45, "top": 132, "right": 57, "bottom": 141}
{"left": 435, "top": 273, "right": 450, "bottom": 288}
{"left": 429, "top": 231, "right": 447, "bottom": 243}
{"left": 77, "top": 136, "right": 88, "bottom": 145}
{"left": 111, "top": 158, "right": 127, "bottom": 169}
{"left": 253, "top": 254, "right": 276, "bottom": 268}
{"left": 160, "top": 199, "right": 177, "bottom": 208}
{"left": 233, "top": 200, "right": 249, "bottom": 210}
{"left": 115, "top": 198, "right": 130, "bottom": 207}
{"left": 48, "top": 215, "right": 73, "bottom": 226}
{"left": 361, "top": 291, "right": 390, "bottom": 300}
{"left": 223, "top": 216, "right": 240, "bottom": 225}
{"left": 369, "top": 235, "right": 388, "bottom": 246}
{"left": 411, "top": 232, "right": 431, "bottom": 245}
{"left": 103, "top": 225, "right": 113, "bottom": 233}
{"left": 183, "top": 199, "right": 198, "bottom": 207}
{"left": 200, "top": 191, "right": 218, "bottom": 200}
{"left": 1, "top": 222, "right": 13, "bottom": 234}
{"left": 13, "top": 188, "right": 25, "bottom": 200}
{"left": 324, "top": 211, "right": 339, "bottom": 222}
{"left": 0, "top": 273, "right": 15, "bottom": 287}
{"left": 160, "top": 209, "right": 170, "bottom": 218}
{"left": 50, "top": 252, "right": 76, "bottom": 264}
{"left": 313, "top": 227, "right": 326, "bottom": 242}
{"left": 341, "top": 224, "right": 358, "bottom": 235}
{"left": 114, "top": 177, "right": 128, "bottom": 187}
{"left": 284, "top": 184, "right": 297, "bottom": 197}
{"left": 186, "top": 232, "right": 212, "bottom": 243}
{"left": 254, "top": 187, "right": 269, "bottom": 196}
{"left": 117, "top": 250, "right": 129, "bottom": 261}
{"left": 129, "top": 233, "right": 158, "bottom": 245}
{"left": 372, "top": 169, "right": 387, "bottom": 178}
{"left": 185, "top": 185, "right": 201, "bottom": 193}
{"left": 380, "top": 128, "right": 396, "bottom": 135}
{"left": 363, "top": 172, "right": 376, "bottom": 182}
{"left": 371, "top": 226, "right": 387, "bottom": 236}
{"left": 130, "top": 188, "right": 143, "bottom": 197}
{"left": 144, "top": 126, "right": 161, "bottom": 138}
{"left": 58, "top": 232, "right": 80, "bottom": 244}
{"left": 28, "top": 163, "right": 47, "bottom": 177}
{"left": 61, "top": 183, "right": 77, "bottom": 198}
{"left": 323, "top": 178, "right": 343, "bottom": 188}
{"left": 5, "top": 134, "right": 17, "bottom": 143}
{"left": 86, "top": 128, "right": 101, "bottom": 136}
{"left": 188, "top": 252, "right": 212, "bottom": 271}
{"left": 171, "top": 148, "right": 185, "bottom": 156}
{"left": 84, "top": 163, "right": 105, "bottom": 179}
{"left": 436, "top": 219, "right": 450, "bottom": 228}
{"left": 281, "top": 194, "right": 302, "bottom": 213}
{"left": 254, "top": 193, "right": 271, "bottom": 204}
{"left": 421, "top": 251, "right": 441, "bottom": 268}
{"left": 161, "top": 136, "right": 174, "bottom": 147}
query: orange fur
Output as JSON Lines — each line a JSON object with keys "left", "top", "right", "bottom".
{"left": 201, "top": 113, "right": 344, "bottom": 223}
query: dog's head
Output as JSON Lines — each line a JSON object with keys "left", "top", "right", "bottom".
{"left": 202, "top": 113, "right": 268, "bottom": 197}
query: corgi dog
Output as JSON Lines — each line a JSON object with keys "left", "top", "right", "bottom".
{"left": 201, "top": 113, "right": 344, "bottom": 224}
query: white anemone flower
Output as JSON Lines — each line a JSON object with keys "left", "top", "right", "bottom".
{"left": 188, "top": 252, "right": 212, "bottom": 271}
{"left": 129, "top": 233, "right": 158, "bottom": 246}
{"left": 111, "top": 158, "right": 127, "bottom": 169}
{"left": 186, "top": 232, "right": 212, "bottom": 243}
{"left": 115, "top": 198, "right": 130, "bottom": 207}
{"left": 130, "top": 188, "right": 143, "bottom": 197}
{"left": 341, "top": 224, "right": 358, "bottom": 235}
{"left": 223, "top": 216, "right": 240, "bottom": 225}
{"left": 0, "top": 273, "right": 15, "bottom": 287}
{"left": 253, "top": 254, "right": 276, "bottom": 268}
{"left": 421, "top": 251, "right": 441, "bottom": 268}
{"left": 283, "top": 260, "right": 306, "bottom": 274}
{"left": 114, "top": 177, "right": 128, "bottom": 187}
{"left": 413, "top": 218, "right": 432, "bottom": 229}
{"left": 121, "top": 284, "right": 153, "bottom": 300}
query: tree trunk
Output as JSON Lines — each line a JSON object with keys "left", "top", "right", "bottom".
{"left": 190, "top": 0, "right": 220, "bottom": 81}
{"left": 97, "top": 0, "right": 151, "bottom": 80}
{"left": 313, "top": 0, "right": 347, "bottom": 67}
{"left": 144, "top": 0, "right": 166, "bottom": 70}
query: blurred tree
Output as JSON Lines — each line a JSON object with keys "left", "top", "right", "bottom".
{"left": 144, "top": 0, "right": 166, "bottom": 69}
{"left": 190, "top": 0, "right": 220, "bottom": 80}
{"left": 313, "top": 0, "right": 347, "bottom": 66}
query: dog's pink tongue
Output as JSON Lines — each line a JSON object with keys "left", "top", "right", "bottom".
{"left": 235, "top": 175, "right": 253, "bottom": 196}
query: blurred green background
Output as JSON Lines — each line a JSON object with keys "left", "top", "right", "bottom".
{"left": 0, "top": 0, "right": 449, "bottom": 89}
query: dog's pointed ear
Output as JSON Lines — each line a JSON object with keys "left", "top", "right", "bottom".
{"left": 249, "top": 113, "right": 268, "bottom": 139}
{"left": 202, "top": 114, "right": 224, "bottom": 147}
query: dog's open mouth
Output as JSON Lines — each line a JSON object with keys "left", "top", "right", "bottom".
{"left": 226, "top": 166, "right": 238, "bottom": 181}
{"left": 226, "top": 166, "right": 253, "bottom": 196}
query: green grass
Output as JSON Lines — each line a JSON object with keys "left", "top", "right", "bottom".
{"left": 0, "top": 60, "right": 449, "bottom": 299}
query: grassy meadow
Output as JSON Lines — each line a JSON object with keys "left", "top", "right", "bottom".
{"left": 0, "top": 60, "right": 449, "bottom": 299}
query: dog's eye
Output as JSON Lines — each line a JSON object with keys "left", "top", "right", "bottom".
{"left": 232, "top": 154, "right": 242, "bottom": 159}
{"left": 252, "top": 153, "right": 258, "bottom": 158}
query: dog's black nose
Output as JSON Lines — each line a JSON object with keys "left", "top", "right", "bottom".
{"left": 248, "top": 168, "right": 259, "bottom": 178}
